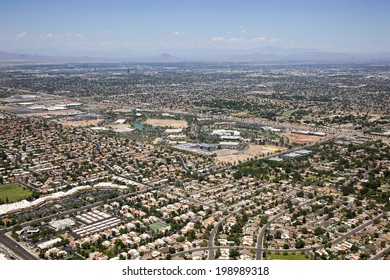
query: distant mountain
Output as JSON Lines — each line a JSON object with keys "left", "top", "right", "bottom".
{"left": 137, "top": 53, "right": 181, "bottom": 62}
{"left": 0, "top": 51, "right": 52, "bottom": 62}
{"left": 1, "top": 48, "right": 390, "bottom": 64}
{"left": 0, "top": 51, "right": 109, "bottom": 63}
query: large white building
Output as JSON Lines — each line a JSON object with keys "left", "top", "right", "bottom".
{"left": 165, "top": 128, "right": 183, "bottom": 134}
{"left": 49, "top": 218, "right": 76, "bottom": 231}
{"left": 212, "top": 129, "right": 240, "bottom": 136}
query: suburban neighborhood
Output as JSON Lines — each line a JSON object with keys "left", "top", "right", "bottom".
{"left": 0, "top": 62, "right": 389, "bottom": 261}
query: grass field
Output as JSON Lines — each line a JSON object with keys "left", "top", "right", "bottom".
{"left": 150, "top": 221, "right": 169, "bottom": 232}
{"left": 266, "top": 252, "right": 310, "bottom": 260}
{"left": 0, "top": 183, "right": 33, "bottom": 203}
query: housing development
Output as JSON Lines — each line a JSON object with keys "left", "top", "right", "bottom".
{"left": 0, "top": 62, "right": 389, "bottom": 261}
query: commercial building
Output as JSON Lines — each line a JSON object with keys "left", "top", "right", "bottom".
{"left": 212, "top": 129, "right": 240, "bottom": 136}
{"left": 219, "top": 142, "right": 240, "bottom": 149}
{"left": 37, "top": 238, "right": 62, "bottom": 250}
{"left": 49, "top": 218, "right": 76, "bottom": 231}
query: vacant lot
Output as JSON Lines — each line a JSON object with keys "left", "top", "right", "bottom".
{"left": 59, "top": 119, "right": 104, "bottom": 127}
{"left": 144, "top": 118, "right": 188, "bottom": 128}
{"left": 0, "top": 105, "right": 14, "bottom": 111}
{"left": 283, "top": 132, "right": 328, "bottom": 144}
{"left": 0, "top": 183, "right": 33, "bottom": 203}
{"left": 216, "top": 145, "right": 286, "bottom": 164}
{"left": 266, "top": 252, "right": 309, "bottom": 260}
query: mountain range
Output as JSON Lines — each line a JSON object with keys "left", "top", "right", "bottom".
{"left": 1, "top": 47, "right": 390, "bottom": 64}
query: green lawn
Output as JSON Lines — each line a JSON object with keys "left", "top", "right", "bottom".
{"left": 150, "top": 221, "right": 169, "bottom": 232}
{"left": 0, "top": 183, "right": 33, "bottom": 203}
{"left": 266, "top": 252, "right": 310, "bottom": 260}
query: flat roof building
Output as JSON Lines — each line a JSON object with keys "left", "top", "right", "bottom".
{"left": 49, "top": 218, "right": 76, "bottom": 231}
{"left": 219, "top": 142, "right": 240, "bottom": 149}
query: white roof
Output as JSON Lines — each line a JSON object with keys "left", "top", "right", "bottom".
{"left": 115, "top": 119, "right": 127, "bottom": 124}
{"left": 114, "top": 128, "right": 134, "bottom": 133}
{"left": 219, "top": 142, "right": 240, "bottom": 145}
{"left": 212, "top": 129, "right": 240, "bottom": 136}
{"left": 165, "top": 128, "right": 182, "bottom": 133}
{"left": 37, "top": 238, "right": 62, "bottom": 250}
{"left": 0, "top": 185, "right": 128, "bottom": 216}
{"left": 49, "top": 218, "right": 75, "bottom": 229}
{"left": 90, "top": 127, "right": 109, "bottom": 131}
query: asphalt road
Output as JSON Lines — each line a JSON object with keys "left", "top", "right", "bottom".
{"left": 370, "top": 246, "right": 390, "bottom": 260}
{"left": 174, "top": 212, "right": 387, "bottom": 260}
{"left": 256, "top": 200, "right": 314, "bottom": 260}
{"left": 330, "top": 212, "right": 386, "bottom": 245}
{"left": 255, "top": 208, "right": 290, "bottom": 260}
{"left": 0, "top": 231, "right": 38, "bottom": 260}
{"left": 207, "top": 213, "right": 234, "bottom": 260}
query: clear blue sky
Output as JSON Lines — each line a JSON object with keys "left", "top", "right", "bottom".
{"left": 0, "top": 0, "right": 389, "bottom": 53}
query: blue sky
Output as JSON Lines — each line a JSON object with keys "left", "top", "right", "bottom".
{"left": 0, "top": 0, "right": 389, "bottom": 53}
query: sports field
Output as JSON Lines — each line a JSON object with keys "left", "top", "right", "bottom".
{"left": 0, "top": 183, "right": 33, "bottom": 203}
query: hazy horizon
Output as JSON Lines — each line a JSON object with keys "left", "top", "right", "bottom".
{"left": 1, "top": 0, "right": 390, "bottom": 56}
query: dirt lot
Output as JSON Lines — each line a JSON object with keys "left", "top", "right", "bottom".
{"left": 0, "top": 105, "right": 15, "bottom": 111}
{"left": 283, "top": 132, "right": 331, "bottom": 144}
{"left": 215, "top": 144, "right": 286, "bottom": 164}
{"left": 59, "top": 119, "right": 104, "bottom": 127}
{"left": 144, "top": 118, "right": 188, "bottom": 128}
{"left": 108, "top": 124, "right": 132, "bottom": 129}
{"left": 368, "top": 114, "right": 381, "bottom": 121}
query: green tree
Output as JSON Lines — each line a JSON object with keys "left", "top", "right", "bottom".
{"left": 295, "top": 239, "right": 305, "bottom": 249}
{"left": 215, "top": 249, "right": 221, "bottom": 259}
{"left": 229, "top": 249, "right": 240, "bottom": 260}
{"left": 314, "top": 227, "right": 326, "bottom": 236}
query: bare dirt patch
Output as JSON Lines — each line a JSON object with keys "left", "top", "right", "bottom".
{"left": 108, "top": 124, "right": 132, "bottom": 129}
{"left": 0, "top": 105, "right": 15, "bottom": 111}
{"left": 283, "top": 132, "right": 329, "bottom": 144}
{"left": 232, "top": 111, "right": 249, "bottom": 117}
{"left": 59, "top": 119, "right": 104, "bottom": 127}
{"left": 215, "top": 144, "right": 286, "bottom": 164}
{"left": 368, "top": 114, "right": 381, "bottom": 122}
{"left": 144, "top": 118, "right": 188, "bottom": 128}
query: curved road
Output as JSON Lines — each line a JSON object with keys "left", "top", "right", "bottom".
{"left": 256, "top": 208, "right": 290, "bottom": 260}
{"left": 207, "top": 213, "right": 234, "bottom": 260}
{"left": 173, "top": 212, "right": 387, "bottom": 259}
